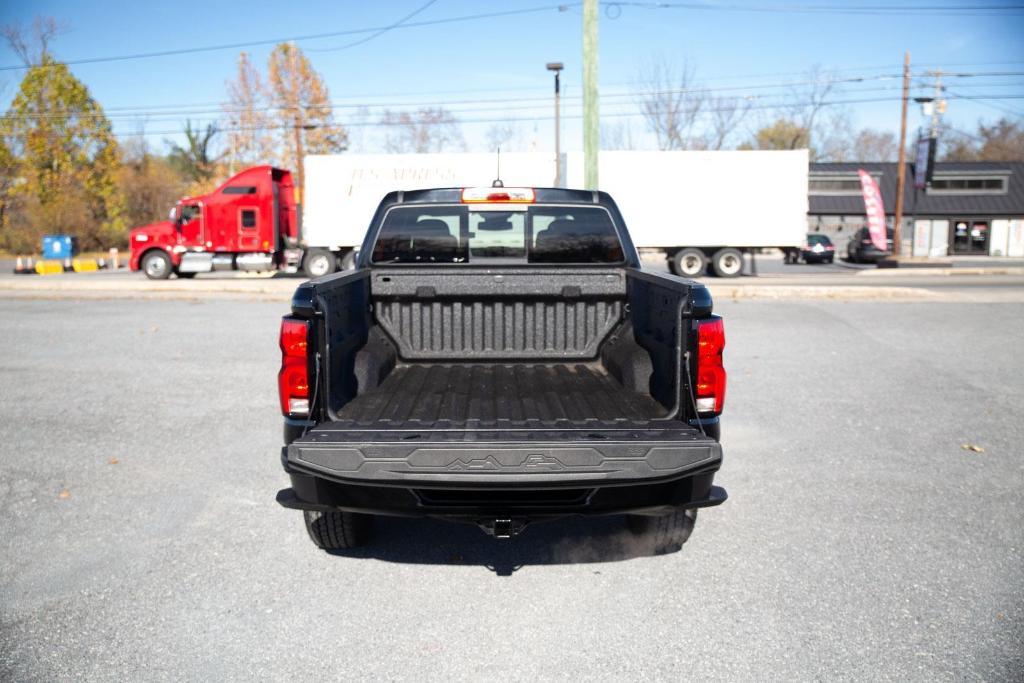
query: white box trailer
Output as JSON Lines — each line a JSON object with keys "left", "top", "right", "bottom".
{"left": 301, "top": 152, "right": 557, "bottom": 271}
{"left": 565, "top": 150, "right": 809, "bottom": 276}
{"left": 301, "top": 150, "right": 807, "bottom": 277}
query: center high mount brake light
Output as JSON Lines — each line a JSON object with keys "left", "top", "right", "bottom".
{"left": 461, "top": 187, "right": 535, "bottom": 203}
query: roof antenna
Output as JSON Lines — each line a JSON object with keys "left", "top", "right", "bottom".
{"left": 492, "top": 147, "right": 504, "bottom": 187}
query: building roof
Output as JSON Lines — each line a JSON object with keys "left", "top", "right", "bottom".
{"left": 809, "top": 161, "right": 1024, "bottom": 217}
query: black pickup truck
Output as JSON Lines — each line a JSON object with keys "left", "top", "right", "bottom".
{"left": 276, "top": 186, "right": 727, "bottom": 553}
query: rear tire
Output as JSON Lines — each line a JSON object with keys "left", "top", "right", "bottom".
{"left": 141, "top": 250, "right": 172, "bottom": 280}
{"left": 627, "top": 508, "right": 698, "bottom": 554}
{"left": 670, "top": 248, "right": 706, "bottom": 277}
{"left": 339, "top": 250, "right": 357, "bottom": 271}
{"left": 303, "top": 248, "right": 336, "bottom": 279}
{"left": 710, "top": 248, "right": 743, "bottom": 277}
{"left": 303, "top": 509, "right": 370, "bottom": 550}
{"left": 176, "top": 271, "right": 196, "bottom": 279}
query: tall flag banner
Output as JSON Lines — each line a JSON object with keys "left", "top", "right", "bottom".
{"left": 858, "top": 169, "right": 888, "bottom": 252}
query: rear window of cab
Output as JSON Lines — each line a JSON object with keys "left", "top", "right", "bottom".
{"left": 370, "top": 205, "right": 625, "bottom": 265}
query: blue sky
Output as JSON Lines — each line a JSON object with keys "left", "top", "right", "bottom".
{"left": 1, "top": 1, "right": 1022, "bottom": 155}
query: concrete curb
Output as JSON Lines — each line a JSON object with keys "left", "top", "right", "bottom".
{"left": 706, "top": 285, "right": 942, "bottom": 300}
{"left": 856, "top": 266, "right": 1024, "bottom": 277}
{"left": 0, "top": 278, "right": 957, "bottom": 303}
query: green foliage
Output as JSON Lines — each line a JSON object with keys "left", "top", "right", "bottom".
{"left": 166, "top": 120, "right": 222, "bottom": 189}
{"left": 1, "top": 55, "right": 125, "bottom": 251}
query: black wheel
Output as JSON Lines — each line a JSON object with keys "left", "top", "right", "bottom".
{"left": 710, "top": 248, "right": 743, "bottom": 278}
{"left": 339, "top": 250, "right": 357, "bottom": 271}
{"left": 670, "top": 248, "right": 706, "bottom": 277}
{"left": 141, "top": 250, "right": 172, "bottom": 280}
{"left": 303, "top": 248, "right": 337, "bottom": 279}
{"left": 826, "top": 256, "right": 834, "bottom": 264}
{"left": 176, "top": 271, "right": 196, "bottom": 279}
{"left": 303, "top": 509, "right": 370, "bottom": 550}
{"left": 626, "top": 508, "right": 698, "bottom": 554}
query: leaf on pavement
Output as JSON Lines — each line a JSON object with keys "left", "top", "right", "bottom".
{"left": 58, "top": 489, "right": 70, "bottom": 499}
{"left": 961, "top": 443, "right": 985, "bottom": 453}
{"left": 108, "top": 457, "right": 120, "bottom": 465}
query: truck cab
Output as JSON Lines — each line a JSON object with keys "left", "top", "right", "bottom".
{"left": 129, "top": 166, "right": 298, "bottom": 279}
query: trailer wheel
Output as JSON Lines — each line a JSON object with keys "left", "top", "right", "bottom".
{"left": 302, "top": 248, "right": 336, "bottom": 279}
{"left": 303, "top": 509, "right": 370, "bottom": 550}
{"left": 670, "top": 248, "right": 706, "bottom": 277}
{"left": 626, "top": 508, "right": 698, "bottom": 554}
{"left": 710, "top": 248, "right": 744, "bottom": 277}
{"left": 339, "top": 250, "right": 357, "bottom": 271}
{"left": 141, "top": 250, "right": 172, "bottom": 280}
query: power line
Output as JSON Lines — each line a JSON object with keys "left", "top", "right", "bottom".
{"left": 0, "top": 73, "right": 914, "bottom": 122}
{"left": 13, "top": 71, "right": 1024, "bottom": 124}
{"left": 945, "top": 89, "right": 1024, "bottom": 118}
{"left": 307, "top": 0, "right": 439, "bottom": 53}
{"left": 613, "top": 1, "right": 1024, "bottom": 15}
{"left": 90, "top": 94, "right": 920, "bottom": 137}
{"left": 0, "top": 4, "right": 579, "bottom": 72}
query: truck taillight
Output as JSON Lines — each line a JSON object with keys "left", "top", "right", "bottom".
{"left": 695, "top": 317, "right": 726, "bottom": 415}
{"left": 279, "top": 318, "right": 310, "bottom": 417}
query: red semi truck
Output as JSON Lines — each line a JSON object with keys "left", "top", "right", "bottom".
{"left": 129, "top": 165, "right": 333, "bottom": 279}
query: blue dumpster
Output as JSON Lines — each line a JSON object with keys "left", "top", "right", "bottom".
{"left": 42, "top": 235, "right": 77, "bottom": 260}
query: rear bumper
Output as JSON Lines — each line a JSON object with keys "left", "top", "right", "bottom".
{"left": 277, "top": 428, "right": 726, "bottom": 519}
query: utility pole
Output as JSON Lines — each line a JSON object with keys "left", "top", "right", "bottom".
{"left": 893, "top": 51, "right": 911, "bottom": 259}
{"left": 547, "top": 62, "right": 564, "bottom": 186}
{"left": 582, "top": 0, "right": 599, "bottom": 190}
{"left": 289, "top": 45, "right": 305, "bottom": 204}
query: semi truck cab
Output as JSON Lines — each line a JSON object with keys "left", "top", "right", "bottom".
{"left": 129, "top": 165, "right": 301, "bottom": 279}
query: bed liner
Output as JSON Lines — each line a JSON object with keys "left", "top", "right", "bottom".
{"left": 333, "top": 362, "right": 669, "bottom": 429}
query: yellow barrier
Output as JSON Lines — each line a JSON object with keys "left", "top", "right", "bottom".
{"left": 72, "top": 259, "right": 99, "bottom": 272}
{"left": 34, "top": 260, "right": 65, "bottom": 275}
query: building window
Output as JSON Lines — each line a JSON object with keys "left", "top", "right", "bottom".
{"left": 929, "top": 176, "right": 1007, "bottom": 194}
{"left": 240, "top": 209, "right": 257, "bottom": 229}
{"left": 809, "top": 176, "right": 875, "bottom": 195}
{"left": 223, "top": 185, "right": 258, "bottom": 195}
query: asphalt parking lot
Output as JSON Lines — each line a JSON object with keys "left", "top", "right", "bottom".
{"left": 1, "top": 293, "right": 1022, "bottom": 680}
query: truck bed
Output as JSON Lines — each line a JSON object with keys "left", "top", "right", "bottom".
{"left": 334, "top": 362, "right": 668, "bottom": 429}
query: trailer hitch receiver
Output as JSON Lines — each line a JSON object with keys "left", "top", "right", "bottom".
{"left": 479, "top": 518, "right": 527, "bottom": 539}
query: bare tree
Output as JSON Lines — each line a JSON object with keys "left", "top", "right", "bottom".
{"left": 344, "top": 106, "right": 373, "bottom": 153}
{"left": 601, "top": 121, "right": 636, "bottom": 150}
{"left": 851, "top": 128, "right": 898, "bottom": 161}
{"left": 635, "top": 57, "right": 705, "bottom": 150}
{"left": 706, "top": 96, "right": 750, "bottom": 150}
{"left": 814, "top": 110, "right": 854, "bottom": 161}
{"left": 2, "top": 16, "right": 66, "bottom": 66}
{"left": 485, "top": 122, "right": 520, "bottom": 153}
{"left": 223, "top": 52, "right": 273, "bottom": 170}
{"left": 785, "top": 65, "right": 841, "bottom": 157}
{"left": 380, "top": 107, "right": 464, "bottom": 153}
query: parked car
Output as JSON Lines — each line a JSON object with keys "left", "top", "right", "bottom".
{"left": 276, "top": 185, "right": 728, "bottom": 554}
{"left": 801, "top": 233, "right": 836, "bottom": 263}
{"left": 847, "top": 227, "right": 894, "bottom": 263}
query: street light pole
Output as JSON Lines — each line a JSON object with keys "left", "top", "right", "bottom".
{"left": 547, "top": 62, "right": 564, "bottom": 186}
{"left": 893, "top": 51, "right": 911, "bottom": 259}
